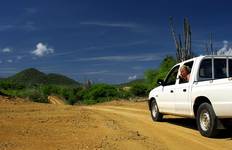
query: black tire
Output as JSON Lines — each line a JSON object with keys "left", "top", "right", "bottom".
{"left": 196, "top": 103, "right": 218, "bottom": 137}
{"left": 150, "top": 100, "right": 163, "bottom": 122}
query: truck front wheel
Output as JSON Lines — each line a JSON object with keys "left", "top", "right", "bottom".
{"left": 196, "top": 103, "right": 218, "bottom": 137}
{"left": 151, "top": 100, "right": 163, "bottom": 122}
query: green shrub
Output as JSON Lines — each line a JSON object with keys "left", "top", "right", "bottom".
{"left": 117, "top": 88, "right": 132, "bottom": 99}
{"left": 58, "top": 86, "right": 84, "bottom": 105}
{"left": 3, "top": 88, "right": 48, "bottom": 103}
{"left": 65, "top": 92, "right": 77, "bottom": 105}
{"left": 144, "top": 56, "right": 176, "bottom": 89}
{"left": 0, "top": 81, "right": 25, "bottom": 90}
{"left": 83, "top": 84, "right": 119, "bottom": 104}
{"left": 91, "top": 84, "right": 118, "bottom": 98}
{"left": 41, "top": 85, "right": 59, "bottom": 96}
{"left": 83, "top": 99, "right": 97, "bottom": 105}
{"left": 130, "top": 83, "right": 148, "bottom": 97}
{"left": 27, "top": 89, "right": 48, "bottom": 103}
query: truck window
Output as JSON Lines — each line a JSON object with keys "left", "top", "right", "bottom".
{"left": 164, "top": 65, "right": 179, "bottom": 86}
{"left": 185, "top": 61, "right": 193, "bottom": 71}
{"left": 214, "top": 59, "right": 227, "bottom": 79}
{"left": 198, "top": 59, "right": 212, "bottom": 81}
{"left": 179, "top": 61, "right": 193, "bottom": 84}
{"left": 229, "top": 59, "right": 232, "bottom": 77}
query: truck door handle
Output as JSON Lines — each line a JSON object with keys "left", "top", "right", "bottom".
{"left": 183, "top": 89, "right": 187, "bottom": 92}
{"left": 170, "top": 90, "right": 174, "bottom": 93}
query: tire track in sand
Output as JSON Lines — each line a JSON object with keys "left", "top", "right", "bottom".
{"left": 86, "top": 105, "right": 232, "bottom": 150}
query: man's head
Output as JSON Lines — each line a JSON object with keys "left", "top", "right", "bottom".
{"left": 180, "top": 65, "right": 190, "bottom": 78}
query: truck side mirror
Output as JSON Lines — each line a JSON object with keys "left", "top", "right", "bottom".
{"left": 157, "top": 79, "right": 164, "bottom": 86}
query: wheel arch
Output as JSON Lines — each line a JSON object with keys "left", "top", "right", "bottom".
{"left": 193, "top": 96, "right": 212, "bottom": 117}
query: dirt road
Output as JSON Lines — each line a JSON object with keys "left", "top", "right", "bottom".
{"left": 48, "top": 96, "right": 65, "bottom": 105}
{"left": 0, "top": 97, "right": 232, "bottom": 150}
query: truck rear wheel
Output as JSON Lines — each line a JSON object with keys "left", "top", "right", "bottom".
{"left": 196, "top": 103, "right": 218, "bottom": 137}
{"left": 151, "top": 100, "right": 163, "bottom": 122}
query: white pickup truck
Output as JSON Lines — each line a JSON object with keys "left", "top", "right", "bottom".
{"left": 148, "top": 55, "right": 232, "bottom": 137}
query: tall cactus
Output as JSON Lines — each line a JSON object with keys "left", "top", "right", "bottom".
{"left": 169, "top": 17, "right": 193, "bottom": 62}
{"left": 205, "top": 33, "right": 214, "bottom": 55}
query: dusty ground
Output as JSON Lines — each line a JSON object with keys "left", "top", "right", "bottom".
{"left": 0, "top": 96, "right": 232, "bottom": 150}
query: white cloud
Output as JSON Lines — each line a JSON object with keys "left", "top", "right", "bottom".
{"left": 76, "top": 53, "right": 162, "bottom": 62}
{"left": 2, "top": 47, "right": 12, "bottom": 53}
{"left": 128, "top": 75, "right": 137, "bottom": 80}
{"left": 0, "top": 22, "right": 37, "bottom": 32}
{"left": 78, "top": 70, "right": 109, "bottom": 75}
{"left": 80, "top": 22, "right": 138, "bottom": 28}
{"left": 52, "top": 40, "right": 147, "bottom": 57}
{"left": 32, "top": 42, "right": 54, "bottom": 57}
{"left": 7, "top": 59, "right": 13, "bottom": 63}
{"left": 25, "top": 8, "right": 37, "bottom": 14}
{"left": 22, "top": 22, "right": 37, "bottom": 31}
{"left": 0, "top": 25, "right": 14, "bottom": 31}
{"left": 17, "top": 56, "right": 22, "bottom": 60}
{"left": 217, "top": 40, "right": 232, "bottom": 55}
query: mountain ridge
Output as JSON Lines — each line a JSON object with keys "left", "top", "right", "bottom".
{"left": 4, "top": 68, "right": 80, "bottom": 86}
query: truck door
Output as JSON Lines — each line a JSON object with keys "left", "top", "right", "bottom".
{"left": 174, "top": 61, "right": 194, "bottom": 115}
{"left": 158, "top": 65, "right": 179, "bottom": 114}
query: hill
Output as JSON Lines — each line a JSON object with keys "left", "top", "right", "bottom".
{"left": 46, "top": 73, "right": 79, "bottom": 86}
{"left": 5, "top": 68, "right": 80, "bottom": 86}
{"left": 0, "top": 77, "right": 5, "bottom": 81}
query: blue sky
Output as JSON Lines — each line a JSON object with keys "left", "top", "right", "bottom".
{"left": 0, "top": 0, "right": 232, "bottom": 84}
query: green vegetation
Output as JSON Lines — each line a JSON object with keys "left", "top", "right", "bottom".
{"left": 121, "top": 56, "right": 176, "bottom": 97}
{"left": 130, "top": 83, "right": 149, "bottom": 97}
{"left": 0, "top": 56, "right": 176, "bottom": 105}
{"left": 0, "top": 68, "right": 80, "bottom": 103}
{"left": 81, "top": 84, "right": 131, "bottom": 104}
{"left": 144, "top": 56, "right": 176, "bottom": 90}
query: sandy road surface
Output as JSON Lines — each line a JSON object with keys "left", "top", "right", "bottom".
{"left": 0, "top": 97, "right": 232, "bottom": 150}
